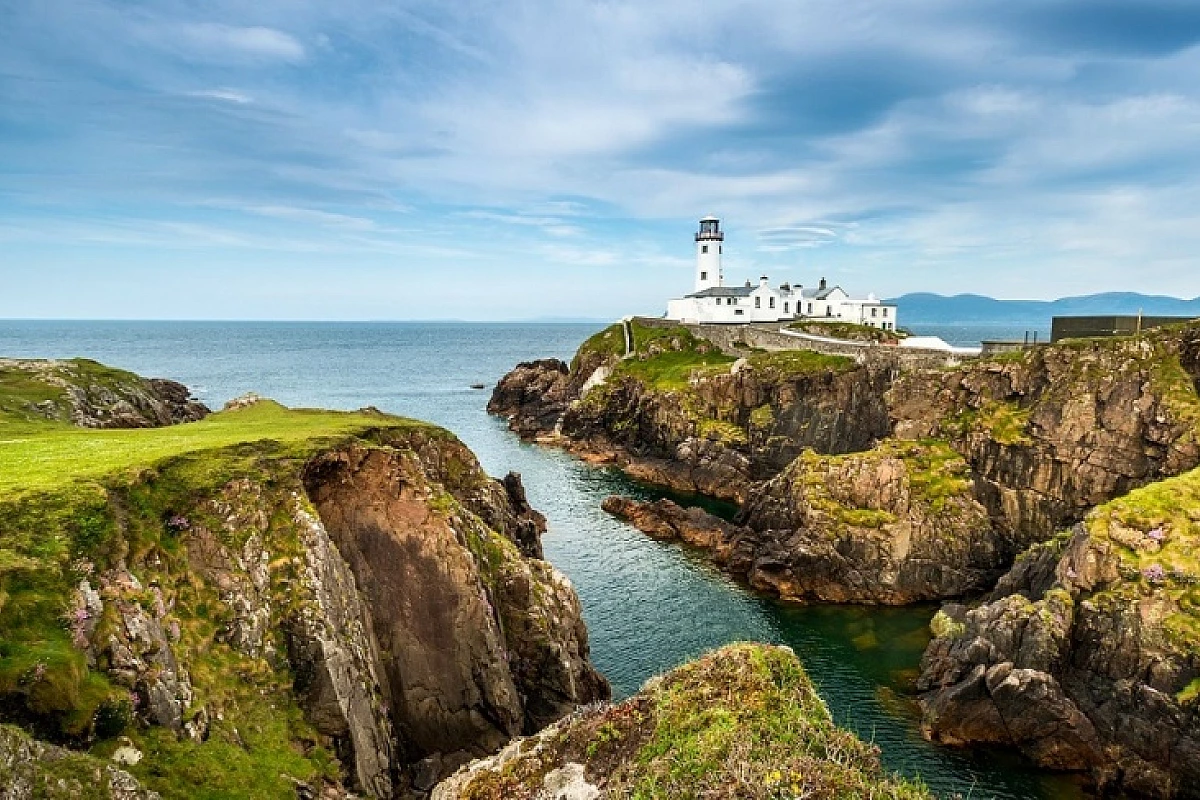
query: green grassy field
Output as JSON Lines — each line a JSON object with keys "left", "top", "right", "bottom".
{"left": 0, "top": 400, "right": 425, "bottom": 497}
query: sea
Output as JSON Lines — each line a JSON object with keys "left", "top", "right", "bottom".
{"left": 0, "top": 319, "right": 1076, "bottom": 800}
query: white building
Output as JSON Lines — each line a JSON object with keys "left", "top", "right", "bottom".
{"left": 665, "top": 216, "right": 898, "bottom": 330}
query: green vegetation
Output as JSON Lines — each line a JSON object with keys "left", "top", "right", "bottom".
{"left": 572, "top": 324, "right": 627, "bottom": 370}
{"left": 742, "top": 349, "right": 856, "bottom": 380}
{"left": 795, "top": 440, "right": 972, "bottom": 526}
{"left": 609, "top": 322, "right": 734, "bottom": 391}
{"left": 929, "top": 610, "right": 967, "bottom": 640}
{"left": 696, "top": 419, "right": 748, "bottom": 446}
{"left": 453, "top": 643, "right": 932, "bottom": 800}
{"left": 787, "top": 321, "right": 908, "bottom": 343}
{"left": 0, "top": 358, "right": 157, "bottom": 424}
{"left": 947, "top": 401, "right": 1033, "bottom": 446}
{"left": 0, "top": 399, "right": 425, "bottom": 497}
{"left": 1085, "top": 465, "right": 1200, "bottom": 653}
{"left": 0, "top": 363, "right": 447, "bottom": 797}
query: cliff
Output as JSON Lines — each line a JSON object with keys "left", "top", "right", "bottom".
{"left": 432, "top": 643, "right": 933, "bottom": 800}
{"left": 500, "top": 322, "right": 1200, "bottom": 608}
{"left": 0, "top": 357, "right": 209, "bottom": 428}
{"left": 0, "top": 365, "right": 607, "bottom": 798}
{"left": 490, "top": 321, "right": 891, "bottom": 501}
{"left": 917, "top": 466, "right": 1200, "bottom": 798}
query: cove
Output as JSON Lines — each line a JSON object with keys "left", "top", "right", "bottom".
{"left": 481, "top": 429, "right": 1086, "bottom": 800}
{"left": 0, "top": 320, "right": 1090, "bottom": 800}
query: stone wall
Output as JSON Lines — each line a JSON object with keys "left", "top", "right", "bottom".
{"left": 632, "top": 317, "right": 966, "bottom": 370}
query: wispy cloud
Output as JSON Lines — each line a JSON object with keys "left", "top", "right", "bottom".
{"left": 3, "top": 0, "right": 1200, "bottom": 319}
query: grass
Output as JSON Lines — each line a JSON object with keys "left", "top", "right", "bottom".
{"left": 742, "top": 349, "right": 856, "bottom": 379}
{"left": 1084, "top": 465, "right": 1200, "bottom": 653}
{"left": 0, "top": 368, "right": 441, "bottom": 796}
{"left": 947, "top": 401, "right": 1033, "bottom": 447}
{"left": 786, "top": 321, "right": 907, "bottom": 343}
{"left": 0, "top": 400, "right": 427, "bottom": 498}
{"left": 452, "top": 643, "right": 933, "bottom": 800}
{"left": 793, "top": 440, "right": 974, "bottom": 527}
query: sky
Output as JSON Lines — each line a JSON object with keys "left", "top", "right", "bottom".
{"left": 2, "top": 0, "right": 1200, "bottom": 321}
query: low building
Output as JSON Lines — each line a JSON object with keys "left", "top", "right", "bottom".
{"left": 1050, "top": 315, "right": 1197, "bottom": 343}
{"left": 665, "top": 217, "right": 897, "bottom": 329}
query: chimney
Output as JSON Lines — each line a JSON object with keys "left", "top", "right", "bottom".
{"left": 745, "top": 279, "right": 752, "bottom": 288}
{"left": 819, "top": 277, "right": 827, "bottom": 290}
{"left": 759, "top": 275, "right": 769, "bottom": 287}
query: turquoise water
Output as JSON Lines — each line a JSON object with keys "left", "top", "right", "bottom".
{"left": 0, "top": 321, "right": 1083, "bottom": 799}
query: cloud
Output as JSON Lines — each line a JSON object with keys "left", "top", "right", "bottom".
{"left": 163, "top": 23, "right": 306, "bottom": 63}
{"left": 187, "top": 88, "right": 253, "bottom": 104}
{"left": 4, "top": 0, "right": 1200, "bottom": 320}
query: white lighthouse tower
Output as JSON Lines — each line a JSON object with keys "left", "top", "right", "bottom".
{"left": 694, "top": 215, "right": 723, "bottom": 292}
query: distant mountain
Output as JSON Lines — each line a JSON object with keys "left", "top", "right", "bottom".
{"left": 890, "top": 292, "right": 1200, "bottom": 324}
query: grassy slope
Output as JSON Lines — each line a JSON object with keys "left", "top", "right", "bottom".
{"left": 0, "top": 378, "right": 436, "bottom": 798}
{"left": 453, "top": 643, "right": 932, "bottom": 800}
{"left": 0, "top": 400, "right": 414, "bottom": 496}
{"left": 1085, "top": 465, "right": 1200, "bottom": 655}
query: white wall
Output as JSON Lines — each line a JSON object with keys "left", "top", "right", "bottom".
{"left": 695, "top": 240, "right": 722, "bottom": 292}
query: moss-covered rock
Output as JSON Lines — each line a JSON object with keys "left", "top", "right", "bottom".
{"left": 0, "top": 365, "right": 608, "bottom": 798}
{"left": 918, "top": 465, "right": 1200, "bottom": 798}
{"left": 433, "top": 643, "right": 933, "bottom": 800}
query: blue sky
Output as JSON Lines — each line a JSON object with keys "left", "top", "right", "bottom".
{"left": 3, "top": 1, "right": 1200, "bottom": 320}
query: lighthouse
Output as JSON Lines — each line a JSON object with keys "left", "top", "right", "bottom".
{"left": 694, "top": 215, "right": 723, "bottom": 292}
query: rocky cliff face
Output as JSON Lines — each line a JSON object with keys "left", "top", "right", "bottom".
{"left": 890, "top": 328, "right": 1200, "bottom": 543}
{"left": 917, "top": 466, "right": 1200, "bottom": 798}
{"left": 0, "top": 358, "right": 209, "bottom": 428}
{"left": 501, "top": 323, "right": 1200, "bottom": 605}
{"left": 0, "top": 396, "right": 607, "bottom": 798}
{"left": 0, "top": 723, "right": 160, "bottom": 799}
{"left": 432, "top": 643, "right": 933, "bottom": 800}
{"left": 489, "top": 322, "right": 891, "bottom": 501}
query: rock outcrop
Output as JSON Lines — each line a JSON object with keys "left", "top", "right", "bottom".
{"left": 917, "top": 466, "right": 1200, "bottom": 798}
{"left": 890, "top": 327, "right": 1200, "bottom": 543}
{"left": 0, "top": 384, "right": 607, "bottom": 798}
{"left": 603, "top": 440, "right": 999, "bottom": 605}
{"left": 490, "top": 321, "right": 891, "bottom": 501}
{"left": 432, "top": 643, "right": 933, "bottom": 800}
{"left": 0, "top": 357, "right": 209, "bottom": 427}
{"left": 0, "top": 723, "right": 160, "bottom": 799}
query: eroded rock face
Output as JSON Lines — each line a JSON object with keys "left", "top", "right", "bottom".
{"left": 302, "top": 442, "right": 609, "bottom": 792}
{"left": 39, "top": 427, "right": 606, "bottom": 798}
{"left": 604, "top": 441, "right": 1000, "bottom": 605}
{"left": 917, "top": 517, "right": 1200, "bottom": 797}
{"left": 890, "top": 329, "right": 1200, "bottom": 543}
{"left": 0, "top": 724, "right": 160, "bottom": 800}
{"left": 0, "top": 358, "right": 209, "bottom": 428}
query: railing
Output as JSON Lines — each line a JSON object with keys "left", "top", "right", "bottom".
{"left": 694, "top": 232, "right": 725, "bottom": 241}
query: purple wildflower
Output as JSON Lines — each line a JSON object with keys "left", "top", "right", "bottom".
{"left": 166, "top": 515, "right": 191, "bottom": 532}
{"left": 1143, "top": 564, "right": 1167, "bottom": 584}
{"left": 1146, "top": 526, "right": 1165, "bottom": 542}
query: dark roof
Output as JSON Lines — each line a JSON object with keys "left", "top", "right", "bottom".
{"left": 799, "top": 286, "right": 842, "bottom": 300}
{"left": 686, "top": 286, "right": 754, "bottom": 298}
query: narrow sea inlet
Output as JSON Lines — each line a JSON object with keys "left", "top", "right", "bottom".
{"left": 0, "top": 320, "right": 1082, "bottom": 799}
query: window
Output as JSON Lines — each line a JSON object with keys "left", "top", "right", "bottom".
{"left": 700, "top": 271, "right": 707, "bottom": 280}
{"left": 826, "top": 307, "right": 832, "bottom": 317}
{"left": 715, "top": 298, "right": 721, "bottom": 305}
{"left": 784, "top": 302, "right": 789, "bottom": 313}
{"left": 871, "top": 307, "right": 877, "bottom": 317}
{"left": 807, "top": 303, "right": 813, "bottom": 314}
{"left": 769, "top": 297, "right": 775, "bottom": 309}
{"left": 883, "top": 308, "right": 889, "bottom": 317}
{"left": 701, "top": 245, "right": 708, "bottom": 254}
{"left": 719, "top": 246, "right": 722, "bottom": 254}
{"left": 734, "top": 309, "right": 744, "bottom": 315}
{"left": 755, "top": 297, "right": 761, "bottom": 308}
